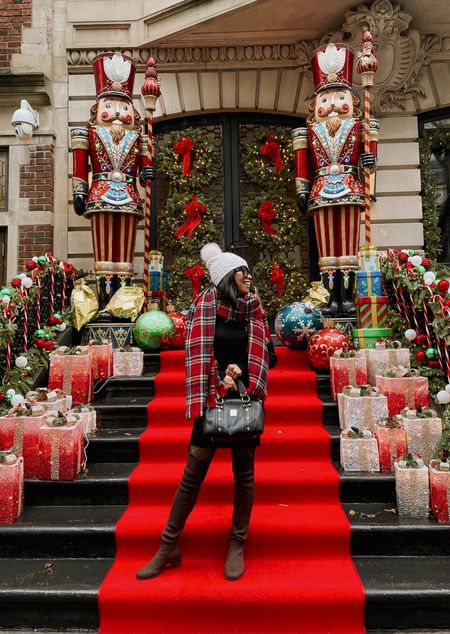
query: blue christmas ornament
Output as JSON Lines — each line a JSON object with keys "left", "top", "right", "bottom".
{"left": 275, "top": 302, "right": 323, "bottom": 349}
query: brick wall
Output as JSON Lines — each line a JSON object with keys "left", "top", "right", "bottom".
{"left": 18, "top": 224, "right": 53, "bottom": 267}
{"left": 0, "top": 0, "right": 32, "bottom": 73}
{"left": 18, "top": 143, "right": 54, "bottom": 266}
{"left": 20, "top": 144, "right": 54, "bottom": 212}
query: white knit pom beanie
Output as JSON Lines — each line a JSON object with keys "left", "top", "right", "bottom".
{"left": 200, "top": 243, "right": 248, "bottom": 286}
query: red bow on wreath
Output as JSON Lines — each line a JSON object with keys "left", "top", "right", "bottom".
{"left": 257, "top": 201, "right": 278, "bottom": 235}
{"left": 183, "top": 263, "right": 206, "bottom": 298}
{"left": 259, "top": 134, "right": 284, "bottom": 176}
{"left": 173, "top": 137, "right": 195, "bottom": 177}
{"left": 174, "top": 196, "right": 206, "bottom": 239}
{"left": 269, "top": 263, "right": 285, "bottom": 296}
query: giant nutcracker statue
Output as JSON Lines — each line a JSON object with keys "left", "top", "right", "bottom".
{"left": 71, "top": 52, "right": 154, "bottom": 309}
{"left": 292, "top": 40, "right": 378, "bottom": 315}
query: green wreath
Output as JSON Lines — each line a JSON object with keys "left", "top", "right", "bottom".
{"left": 240, "top": 192, "right": 305, "bottom": 255}
{"left": 158, "top": 127, "right": 220, "bottom": 192}
{"left": 159, "top": 192, "right": 219, "bottom": 256}
{"left": 419, "top": 131, "right": 450, "bottom": 261}
{"left": 168, "top": 255, "right": 210, "bottom": 311}
{"left": 253, "top": 257, "right": 308, "bottom": 317}
{"left": 242, "top": 127, "right": 295, "bottom": 191}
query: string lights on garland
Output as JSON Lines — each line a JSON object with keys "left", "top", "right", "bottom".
{"left": 419, "top": 130, "right": 450, "bottom": 260}
{"left": 242, "top": 127, "right": 295, "bottom": 190}
{"left": 252, "top": 257, "right": 308, "bottom": 317}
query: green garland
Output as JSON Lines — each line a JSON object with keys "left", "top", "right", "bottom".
{"left": 159, "top": 192, "right": 218, "bottom": 256}
{"left": 419, "top": 131, "right": 450, "bottom": 260}
{"left": 242, "top": 127, "right": 295, "bottom": 191}
{"left": 253, "top": 257, "right": 308, "bottom": 316}
{"left": 167, "top": 256, "right": 209, "bottom": 312}
{"left": 240, "top": 192, "right": 305, "bottom": 255}
{"left": 158, "top": 127, "right": 220, "bottom": 192}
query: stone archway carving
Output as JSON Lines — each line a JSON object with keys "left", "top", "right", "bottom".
{"left": 295, "top": 0, "right": 450, "bottom": 113}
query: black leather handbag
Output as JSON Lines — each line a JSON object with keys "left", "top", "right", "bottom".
{"left": 203, "top": 380, "right": 264, "bottom": 438}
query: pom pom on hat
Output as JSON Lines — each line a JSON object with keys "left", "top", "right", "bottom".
{"left": 200, "top": 242, "right": 222, "bottom": 264}
{"left": 200, "top": 242, "right": 248, "bottom": 286}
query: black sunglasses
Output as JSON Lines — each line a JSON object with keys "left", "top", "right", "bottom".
{"left": 235, "top": 266, "right": 252, "bottom": 278}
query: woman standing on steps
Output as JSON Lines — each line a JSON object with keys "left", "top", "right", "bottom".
{"left": 136, "top": 242, "right": 276, "bottom": 582}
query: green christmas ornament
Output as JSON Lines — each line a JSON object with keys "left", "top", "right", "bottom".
{"left": 133, "top": 311, "right": 175, "bottom": 350}
{"left": 34, "top": 329, "right": 45, "bottom": 338}
{"left": 408, "top": 250, "right": 415, "bottom": 256}
{"left": 5, "top": 394, "right": 12, "bottom": 402}
{"left": 43, "top": 333, "right": 51, "bottom": 340}
{"left": 426, "top": 347, "right": 439, "bottom": 360}
{"left": 37, "top": 256, "right": 48, "bottom": 265}
{"left": 0, "top": 288, "right": 11, "bottom": 296}
{"left": 418, "top": 266, "right": 425, "bottom": 273}
{"left": 53, "top": 313, "right": 61, "bottom": 319}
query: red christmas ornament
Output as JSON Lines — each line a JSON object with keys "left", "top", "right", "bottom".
{"left": 399, "top": 252, "right": 408, "bottom": 263}
{"left": 307, "top": 328, "right": 352, "bottom": 370}
{"left": 445, "top": 299, "right": 450, "bottom": 308}
{"left": 48, "top": 316, "right": 58, "bottom": 326}
{"left": 11, "top": 277, "right": 21, "bottom": 288}
{"left": 415, "top": 350, "right": 427, "bottom": 364}
{"left": 25, "top": 259, "right": 37, "bottom": 271}
{"left": 437, "top": 279, "right": 450, "bottom": 294}
{"left": 0, "top": 393, "right": 5, "bottom": 402}
{"left": 161, "top": 311, "right": 187, "bottom": 350}
{"left": 415, "top": 334, "right": 427, "bottom": 346}
{"left": 405, "top": 262, "right": 413, "bottom": 270}
{"left": 421, "top": 257, "right": 431, "bottom": 269}
{"left": 428, "top": 360, "right": 441, "bottom": 368}
{"left": 35, "top": 338, "right": 46, "bottom": 349}
{"left": 44, "top": 340, "right": 55, "bottom": 351}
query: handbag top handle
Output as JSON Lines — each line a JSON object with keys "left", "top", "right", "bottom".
{"left": 216, "top": 379, "right": 250, "bottom": 406}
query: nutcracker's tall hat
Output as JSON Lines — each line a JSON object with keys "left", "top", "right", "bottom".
{"left": 310, "top": 42, "right": 354, "bottom": 94}
{"left": 92, "top": 52, "right": 136, "bottom": 101}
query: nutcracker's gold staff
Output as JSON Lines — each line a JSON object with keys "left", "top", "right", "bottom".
{"left": 141, "top": 57, "right": 161, "bottom": 310}
{"left": 356, "top": 31, "right": 378, "bottom": 247}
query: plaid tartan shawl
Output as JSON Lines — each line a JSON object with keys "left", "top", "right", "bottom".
{"left": 185, "top": 286, "right": 269, "bottom": 419}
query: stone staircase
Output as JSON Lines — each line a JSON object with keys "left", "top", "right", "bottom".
{"left": 0, "top": 354, "right": 449, "bottom": 631}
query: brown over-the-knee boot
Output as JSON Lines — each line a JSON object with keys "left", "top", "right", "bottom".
{"left": 136, "top": 447, "right": 214, "bottom": 580}
{"left": 224, "top": 447, "right": 255, "bottom": 581}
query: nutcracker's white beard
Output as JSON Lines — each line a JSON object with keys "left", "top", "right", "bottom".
{"left": 325, "top": 114, "right": 342, "bottom": 137}
{"left": 110, "top": 123, "right": 126, "bottom": 144}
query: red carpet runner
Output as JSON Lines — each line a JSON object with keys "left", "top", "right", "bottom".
{"left": 98, "top": 347, "right": 365, "bottom": 634}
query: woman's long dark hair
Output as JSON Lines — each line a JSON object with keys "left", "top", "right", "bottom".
{"left": 216, "top": 269, "right": 240, "bottom": 306}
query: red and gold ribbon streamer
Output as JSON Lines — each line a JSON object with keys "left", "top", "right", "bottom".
{"left": 183, "top": 263, "right": 205, "bottom": 298}
{"left": 175, "top": 196, "right": 206, "bottom": 239}
{"left": 269, "top": 263, "right": 285, "bottom": 296}
{"left": 173, "top": 137, "right": 195, "bottom": 177}
{"left": 259, "top": 134, "right": 284, "bottom": 176}
{"left": 257, "top": 201, "right": 278, "bottom": 235}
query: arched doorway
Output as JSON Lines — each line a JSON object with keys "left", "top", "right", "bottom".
{"left": 152, "top": 112, "right": 315, "bottom": 278}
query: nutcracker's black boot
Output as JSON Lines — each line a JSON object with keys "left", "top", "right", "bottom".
{"left": 225, "top": 448, "right": 255, "bottom": 581}
{"left": 136, "top": 447, "right": 214, "bottom": 580}
{"left": 320, "top": 269, "right": 340, "bottom": 317}
{"left": 340, "top": 269, "right": 356, "bottom": 316}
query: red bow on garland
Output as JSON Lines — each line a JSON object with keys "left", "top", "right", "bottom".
{"left": 173, "top": 137, "right": 195, "bottom": 177}
{"left": 259, "top": 134, "right": 284, "bottom": 176}
{"left": 174, "top": 196, "right": 206, "bottom": 239}
{"left": 183, "top": 263, "right": 206, "bottom": 298}
{"left": 257, "top": 201, "right": 278, "bottom": 235}
{"left": 269, "top": 263, "right": 285, "bottom": 296}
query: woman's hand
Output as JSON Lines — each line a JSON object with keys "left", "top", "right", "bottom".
{"left": 222, "top": 375, "right": 237, "bottom": 391}
{"left": 225, "top": 364, "right": 242, "bottom": 380}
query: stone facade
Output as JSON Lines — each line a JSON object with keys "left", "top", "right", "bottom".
{"left": 1, "top": 0, "right": 450, "bottom": 278}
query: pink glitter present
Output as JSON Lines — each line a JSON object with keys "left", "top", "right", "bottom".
{"left": 0, "top": 450, "right": 24, "bottom": 524}
{"left": 48, "top": 347, "right": 93, "bottom": 405}
{"left": 0, "top": 406, "right": 46, "bottom": 478}
{"left": 430, "top": 460, "right": 450, "bottom": 523}
{"left": 376, "top": 367, "right": 429, "bottom": 416}
{"left": 37, "top": 413, "right": 84, "bottom": 481}
{"left": 330, "top": 351, "right": 367, "bottom": 401}
{"left": 89, "top": 341, "right": 113, "bottom": 380}
{"left": 374, "top": 418, "right": 407, "bottom": 472}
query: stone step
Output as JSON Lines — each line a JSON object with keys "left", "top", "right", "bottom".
{"left": 0, "top": 502, "right": 448, "bottom": 560}
{"left": 94, "top": 397, "right": 150, "bottom": 428}
{"left": 0, "top": 555, "right": 448, "bottom": 631}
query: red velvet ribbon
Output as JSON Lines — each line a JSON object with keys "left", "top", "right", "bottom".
{"left": 183, "top": 263, "right": 205, "bottom": 298}
{"left": 173, "top": 137, "right": 195, "bottom": 177}
{"left": 174, "top": 196, "right": 206, "bottom": 239}
{"left": 259, "top": 134, "right": 284, "bottom": 176}
{"left": 257, "top": 201, "right": 278, "bottom": 235}
{"left": 269, "top": 263, "right": 285, "bottom": 296}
